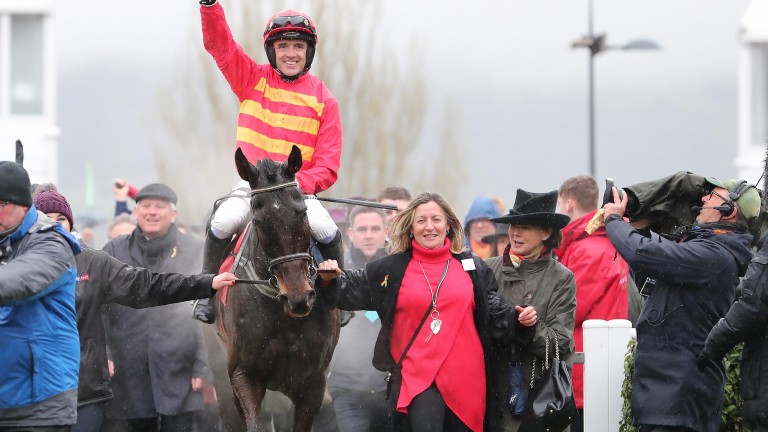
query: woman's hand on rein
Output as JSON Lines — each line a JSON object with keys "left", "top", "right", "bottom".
{"left": 212, "top": 272, "right": 237, "bottom": 290}
{"left": 317, "top": 260, "right": 341, "bottom": 281}
{"left": 515, "top": 305, "right": 537, "bottom": 327}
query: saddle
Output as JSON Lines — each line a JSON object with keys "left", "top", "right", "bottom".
{"left": 217, "top": 224, "right": 254, "bottom": 306}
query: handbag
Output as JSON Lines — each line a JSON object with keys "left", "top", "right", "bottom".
{"left": 519, "top": 328, "right": 578, "bottom": 432}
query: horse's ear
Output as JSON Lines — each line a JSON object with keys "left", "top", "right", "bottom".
{"left": 286, "top": 145, "right": 303, "bottom": 178}
{"left": 234, "top": 148, "right": 252, "bottom": 182}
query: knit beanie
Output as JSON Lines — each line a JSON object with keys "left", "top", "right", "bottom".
{"left": 0, "top": 161, "right": 32, "bottom": 207}
{"left": 33, "top": 190, "right": 74, "bottom": 229}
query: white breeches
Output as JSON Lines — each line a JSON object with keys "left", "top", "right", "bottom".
{"left": 209, "top": 180, "right": 338, "bottom": 243}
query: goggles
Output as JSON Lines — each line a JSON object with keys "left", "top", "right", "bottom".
{"left": 265, "top": 16, "right": 316, "bottom": 36}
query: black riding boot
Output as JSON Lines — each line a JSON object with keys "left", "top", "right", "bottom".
{"left": 316, "top": 230, "right": 344, "bottom": 270}
{"left": 193, "top": 231, "right": 231, "bottom": 324}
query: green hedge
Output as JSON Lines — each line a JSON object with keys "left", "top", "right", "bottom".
{"left": 619, "top": 339, "right": 750, "bottom": 432}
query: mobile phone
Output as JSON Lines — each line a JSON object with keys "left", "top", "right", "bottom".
{"left": 602, "top": 178, "right": 624, "bottom": 206}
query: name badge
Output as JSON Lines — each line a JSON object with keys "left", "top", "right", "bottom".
{"left": 462, "top": 258, "right": 476, "bottom": 271}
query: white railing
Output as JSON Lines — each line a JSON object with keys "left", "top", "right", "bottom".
{"left": 582, "top": 319, "right": 636, "bottom": 432}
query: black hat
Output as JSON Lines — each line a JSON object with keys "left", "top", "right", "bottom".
{"left": 481, "top": 223, "right": 509, "bottom": 245}
{"left": 0, "top": 161, "right": 32, "bottom": 207}
{"left": 135, "top": 183, "right": 178, "bottom": 205}
{"left": 491, "top": 189, "right": 570, "bottom": 230}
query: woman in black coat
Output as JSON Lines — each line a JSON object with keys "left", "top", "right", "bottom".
{"left": 318, "top": 192, "right": 537, "bottom": 432}
{"left": 33, "top": 190, "right": 236, "bottom": 432}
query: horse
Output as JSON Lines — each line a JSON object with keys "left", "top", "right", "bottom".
{"left": 209, "top": 145, "right": 340, "bottom": 432}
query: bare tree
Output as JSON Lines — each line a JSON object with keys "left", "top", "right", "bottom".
{"left": 152, "top": 0, "right": 462, "bottom": 223}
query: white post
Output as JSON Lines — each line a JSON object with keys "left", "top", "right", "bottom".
{"left": 583, "top": 319, "right": 635, "bottom": 432}
{"left": 583, "top": 320, "right": 609, "bottom": 432}
{"left": 606, "top": 320, "right": 634, "bottom": 431}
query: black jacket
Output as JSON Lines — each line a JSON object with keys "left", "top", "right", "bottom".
{"left": 75, "top": 247, "right": 215, "bottom": 407}
{"left": 102, "top": 226, "right": 209, "bottom": 418}
{"left": 320, "top": 249, "right": 531, "bottom": 431}
{"left": 702, "top": 241, "right": 768, "bottom": 426}
{"left": 606, "top": 214, "right": 753, "bottom": 431}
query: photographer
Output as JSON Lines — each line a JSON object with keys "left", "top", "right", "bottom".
{"left": 603, "top": 175, "right": 761, "bottom": 432}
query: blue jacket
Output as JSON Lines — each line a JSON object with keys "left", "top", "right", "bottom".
{"left": 0, "top": 207, "right": 81, "bottom": 426}
{"left": 606, "top": 214, "right": 753, "bottom": 432}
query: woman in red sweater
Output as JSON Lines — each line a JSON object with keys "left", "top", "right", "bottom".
{"left": 318, "top": 192, "right": 537, "bottom": 431}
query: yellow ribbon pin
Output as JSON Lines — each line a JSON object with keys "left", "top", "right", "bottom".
{"left": 381, "top": 275, "right": 389, "bottom": 288}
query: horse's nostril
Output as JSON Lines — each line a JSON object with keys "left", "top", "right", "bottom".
{"left": 276, "top": 293, "right": 288, "bottom": 303}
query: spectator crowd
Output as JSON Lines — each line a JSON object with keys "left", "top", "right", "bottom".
{"left": 2, "top": 0, "right": 768, "bottom": 431}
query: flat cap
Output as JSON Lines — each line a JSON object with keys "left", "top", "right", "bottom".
{"left": 134, "top": 183, "right": 178, "bottom": 205}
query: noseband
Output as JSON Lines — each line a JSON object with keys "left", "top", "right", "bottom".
{"left": 243, "top": 180, "right": 316, "bottom": 300}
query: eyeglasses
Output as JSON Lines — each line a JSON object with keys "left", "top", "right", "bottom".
{"left": 266, "top": 16, "right": 316, "bottom": 36}
{"left": 708, "top": 190, "right": 730, "bottom": 204}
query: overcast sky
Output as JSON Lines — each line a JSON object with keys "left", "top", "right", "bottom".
{"left": 54, "top": 0, "right": 755, "bottom": 242}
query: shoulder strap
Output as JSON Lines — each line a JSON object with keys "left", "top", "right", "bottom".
{"left": 385, "top": 294, "right": 432, "bottom": 402}
{"left": 393, "top": 301, "right": 432, "bottom": 371}
{"left": 385, "top": 261, "right": 450, "bottom": 399}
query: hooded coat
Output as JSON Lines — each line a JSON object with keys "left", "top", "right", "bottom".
{"left": 605, "top": 214, "right": 753, "bottom": 431}
{"left": 464, "top": 197, "right": 501, "bottom": 248}
{"left": 0, "top": 209, "right": 81, "bottom": 427}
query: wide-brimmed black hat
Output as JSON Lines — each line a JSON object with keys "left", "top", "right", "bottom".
{"left": 490, "top": 189, "right": 570, "bottom": 230}
{"left": 481, "top": 223, "right": 508, "bottom": 245}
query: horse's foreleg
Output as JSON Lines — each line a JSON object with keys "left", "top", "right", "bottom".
{"left": 230, "top": 365, "right": 268, "bottom": 432}
{"left": 289, "top": 373, "right": 327, "bottom": 432}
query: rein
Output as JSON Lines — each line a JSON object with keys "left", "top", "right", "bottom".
{"left": 250, "top": 180, "right": 299, "bottom": 196}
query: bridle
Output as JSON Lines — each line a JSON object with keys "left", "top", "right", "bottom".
{"left": 238, "top": 180, "right": 317, "bottom": 300}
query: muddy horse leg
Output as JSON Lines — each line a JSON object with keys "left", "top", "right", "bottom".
{"left": 289, "top": 372, "right": 327, "bottom": 432}
{"left": 230, "top": 365, "right": 268, "bottom": 432}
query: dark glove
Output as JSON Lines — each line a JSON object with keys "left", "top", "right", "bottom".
{"left": 199, "top": 0, "right": 216, "bottom": 6}
{"left": 339, "top": 310, "right": 355, "bottom": 327}
{"left": 697, "top": 349, "right": 713, "bottom": 371}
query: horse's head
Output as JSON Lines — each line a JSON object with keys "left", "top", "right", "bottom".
{"left": 235, "top": 146, "right": 316, "bottom": 318}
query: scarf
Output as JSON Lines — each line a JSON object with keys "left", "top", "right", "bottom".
{"left": 134, "top": 224, "right": 178, "bottom": 269}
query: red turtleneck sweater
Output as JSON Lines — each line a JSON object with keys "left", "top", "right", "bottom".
{"left": 390, "top": 239, "right": 485, "bottom": 432}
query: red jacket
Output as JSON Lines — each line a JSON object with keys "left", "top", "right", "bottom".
{"left": 554, "top": 209, "right": 629, "bottom": 408}
{"left": 202, "top": 4, "right": 342, "bottom": 194}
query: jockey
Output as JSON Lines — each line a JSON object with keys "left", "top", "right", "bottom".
{"left": 194, "top": 0, "right": 343, "bottom": 323}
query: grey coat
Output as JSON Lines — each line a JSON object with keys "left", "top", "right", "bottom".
{"left": 485, "top": 253, "right": 576, "bottom": 432}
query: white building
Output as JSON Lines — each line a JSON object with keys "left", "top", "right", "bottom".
{"left": 0, "top": 0, "right": 58, "bottom": 183}
{"left": 738, "top": 0, "right": 768, "bottom": 184}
